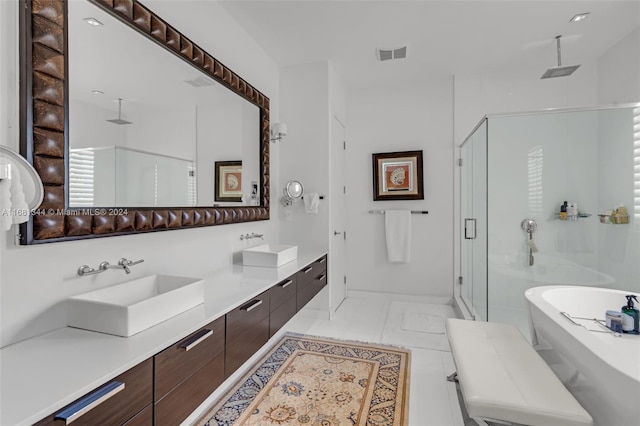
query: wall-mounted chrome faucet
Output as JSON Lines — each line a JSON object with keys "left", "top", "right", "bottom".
{"left": 77, "top": 257, "right": 144, "bottom": 276}
{"left": 240, "top": 232, "right": 264, "bottom": 241}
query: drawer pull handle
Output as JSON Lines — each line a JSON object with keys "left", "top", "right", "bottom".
{"left": 54, "top": 381, "right": 125, "bottom": 424}
{"left": 280, "top": 280, "right": 293, "bottom": 288}
{"left": 303, "top": 266, "right": 313, "bottom": 274}
{"left": 318, "top": 274, "right": 326, "bottom": 281}
{"left": 319, "top": 257, "right": 326, "bottom": 264}
{"left": 242, "top": 299, "right": 263, "bottom": 312}
{"left": 180, "top": 329, "right": 213, "bottom": 351}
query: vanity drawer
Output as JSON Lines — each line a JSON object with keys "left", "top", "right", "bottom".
{"left": 296, "top": 263, "right": 317, "bottom": 290}
{"left": 154, "top": 351, "right": 225, "bottom": 426}
{"left": 226, "top": 291, "right": 270, "bottom": 339}
{"left": 122, "top": 404, "right": 152, "bottom": 426}
{"left": 297, "top": 269, "right": 327, "bottom": 310}
{"left": 269, "top": 275, "right": 296, "bottom": 312}
{"left": 270, "top": 294, "right": 297, "bottom": 337}
{"left": 225, "top": 316, "right": 269, "bottom": 377}
{"left": 35, "top": 359, "right": 152, "bottom": 426}
{"left": 154, "top": 316, "right": 225, "bottom": 400}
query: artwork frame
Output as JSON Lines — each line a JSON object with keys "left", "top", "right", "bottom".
{"left": 372, "top": 150, "right": 424, "bottom": 201}
{"left": 215, "top": 161, "right": 243, "bottom": 202}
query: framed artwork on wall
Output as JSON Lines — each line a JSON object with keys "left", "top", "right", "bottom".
{"left": 215, "top": 161, "right": 243, "bottom": 202}
{"left": 372, "top": 150, "right": 424, "bottom": 201}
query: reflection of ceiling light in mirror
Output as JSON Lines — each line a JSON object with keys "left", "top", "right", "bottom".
{"left": 83, "top": 17, "right": 103, "bottom": 26}
{"left": 570, "top": 12, "right": 590, "bottom": 22}
{"left": 92, "top": 90, "right": 104, "bottom": 95}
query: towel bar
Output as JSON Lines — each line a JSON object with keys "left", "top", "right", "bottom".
{"left": 369, "top": 210, "right": 428, "bottom": 214}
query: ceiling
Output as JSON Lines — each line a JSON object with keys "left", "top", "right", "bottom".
{"left": 219, "top": 0, "right": 640, "bottom": 88}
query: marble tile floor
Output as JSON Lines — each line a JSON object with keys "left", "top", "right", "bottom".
{"left": 186, "top": 294, "right": 466, "bottom": 426}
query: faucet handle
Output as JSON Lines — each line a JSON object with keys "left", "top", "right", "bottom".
{"left": 77, "top": 265, "right": 106, "bottom": 276}
{"left": 119, "top": 258, "right": 144, "bottom": 267}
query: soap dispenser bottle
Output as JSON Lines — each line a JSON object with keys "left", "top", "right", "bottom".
{"left": 622, "top": 295, "right": 639, "bottom": 332}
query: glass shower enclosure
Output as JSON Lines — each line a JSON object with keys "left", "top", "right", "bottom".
{"left": 459, "top": 104, "right": 640, "bottom": 334}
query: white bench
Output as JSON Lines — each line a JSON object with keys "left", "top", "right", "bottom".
{"left": 445, "top": 319, "right": 593, "bottom": 426}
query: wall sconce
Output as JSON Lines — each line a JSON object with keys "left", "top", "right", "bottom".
{"left": 270, "top": 123, "right": 288, "bottom": 143}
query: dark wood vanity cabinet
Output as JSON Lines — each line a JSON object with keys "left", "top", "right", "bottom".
{"left": 153, "top": 317, "right": 225, "bottom": 426}
{"left": 225, "top": 290, "right": 270, "bottom": 377}
{"left": 34, "top": 359, "right": 153, "bottom": 426}
{"left": 297, "top": 255, "right": 328, "bottom": 310}
{"left": 269, "top": 275, "right": 298, "bottom": 337}
{"left": 32, "top": 255, "right": 328, "bottom": 426}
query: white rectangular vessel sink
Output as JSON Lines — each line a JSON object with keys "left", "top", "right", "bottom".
{"left": 242, "top": 244, "right": 298, "bottom": 268}
{"left": 67, "top": 275, "right": 204, "bottom": 337}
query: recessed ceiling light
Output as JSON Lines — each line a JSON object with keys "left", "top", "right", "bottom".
{"left": 570, "top": 12, "right": 590, "bottom": 23}
{"left": 92, "top": 90, "right": 104, "bottom": 95}
{"left": 83, "top": 17, "right": 103, "bottom": 26}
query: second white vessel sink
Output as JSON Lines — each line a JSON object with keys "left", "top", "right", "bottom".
{"left": 67, "top": 275, "right": 204, "bottom": 337}
{"left": 242, "top": 244, "right": 298, "bottom": 268}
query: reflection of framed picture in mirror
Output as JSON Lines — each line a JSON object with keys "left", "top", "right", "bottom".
{"left": 372, "top": 150, "right": 424, "bottom": 201}
{"left": 215, "top": 161, "right": 243, "bottom": 202}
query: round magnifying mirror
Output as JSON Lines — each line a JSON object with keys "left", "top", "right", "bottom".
{"left": 285, "top": 180, "right": 304, "bottom": 199}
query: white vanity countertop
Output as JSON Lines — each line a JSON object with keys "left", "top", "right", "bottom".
{"left": 0, "top": 248, "right": 327, "bottom": 426}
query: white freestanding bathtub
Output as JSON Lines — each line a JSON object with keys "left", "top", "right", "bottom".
{"left": 525, "top": 286, "right": 640, "bottom": 426}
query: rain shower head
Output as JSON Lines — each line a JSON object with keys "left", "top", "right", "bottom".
{"left": 541, "top": 35, "right": 580, "bottom": 79}
{"left": 106, "top": 98, "right": 133, "bottom": 125}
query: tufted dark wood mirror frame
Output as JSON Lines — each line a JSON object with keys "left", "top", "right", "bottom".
{"left": 19, "top": 0, "right": 270, "bottom": 244}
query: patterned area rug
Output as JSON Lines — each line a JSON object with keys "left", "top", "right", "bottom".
{"left": 198, "top": 333, "right": 410, "bottom": 425}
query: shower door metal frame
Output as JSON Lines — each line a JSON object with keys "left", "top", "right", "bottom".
{"left": 458, "top": 118, "right": 488, "bottom": 322}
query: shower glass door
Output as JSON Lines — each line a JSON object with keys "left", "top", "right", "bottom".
{"left": 459, "top": 120, "right": 488, "bottom": 320}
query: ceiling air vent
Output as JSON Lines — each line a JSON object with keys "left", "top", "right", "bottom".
{"left": 376, "top": 46, "right": 407, "bottom": 61}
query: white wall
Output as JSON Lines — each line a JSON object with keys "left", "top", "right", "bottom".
{"left": 346, "top": 77, "right": 454, "bottom": 297}
{"left": 454, "top": 63, "right": 598, "bottom": 146}
{"left": 0, "top": 0, "right": 280, "bottom": 347}
{"left": 597, "top": 27, "right": 640, "bottom": 105}
{"left": 278, "top": 62, "right": 330, "bottom": 250}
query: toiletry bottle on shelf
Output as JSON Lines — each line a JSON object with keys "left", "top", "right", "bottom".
{"left": 621, "top": 295, "right": 639, "bottom": 332}
{"left": 568, "top": 202, "right": 578, "bottom": 220}
{"left": 559, "top": 201, "right": 567, "bottom": 220}
{"left": 617, "top": 204, "right": 629, "bottom": 224}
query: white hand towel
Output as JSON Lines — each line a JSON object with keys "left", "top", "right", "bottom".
{"left": 385, "top": 210, "right": 411, "bottom": 263}
{"left": 304, "top": 193, "right": 320, "bottom": 214}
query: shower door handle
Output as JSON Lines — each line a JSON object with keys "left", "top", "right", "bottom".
{"left": 464, "top": 218, "right": 476, "bottom": 240}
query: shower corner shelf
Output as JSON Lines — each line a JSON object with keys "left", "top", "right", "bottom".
{"left": 598, "top": 214, "right": 629, "bottom": 225}
{"left": 555, "top": 212, "right": 591, "bottom": 221}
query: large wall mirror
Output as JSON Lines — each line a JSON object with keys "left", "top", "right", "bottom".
{"left": 20, "top": 0, "right": 270, "bottom": 244}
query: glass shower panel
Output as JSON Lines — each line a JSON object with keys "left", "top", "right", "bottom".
{"left": 459, "top": 120, "right": 488, "bottom": 321}
{"left": 486, "top": 107, "right": 639, "bottom": 335}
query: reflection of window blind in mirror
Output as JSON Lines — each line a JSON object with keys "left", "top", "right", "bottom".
{"left": 69, "top": 149, "right": 94, "bottom": 207}
{"left": 187, "top": 165, "right": 197, "bottom": 206}
{"left": 634, "top": 108, "right": 640, "bottom": 220}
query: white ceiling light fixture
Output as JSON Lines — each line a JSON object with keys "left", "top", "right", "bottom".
{"left": 83, "top": 17, "right": 103, "bottom": 26}
{"left": 91, "top": 90, "right": 104, "bottom": 95}
{"left": 570, "top": 12, "right": 590, "bottom": 23}
{"left": 376, "top": 46, "right": 407, "bottom": 62}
